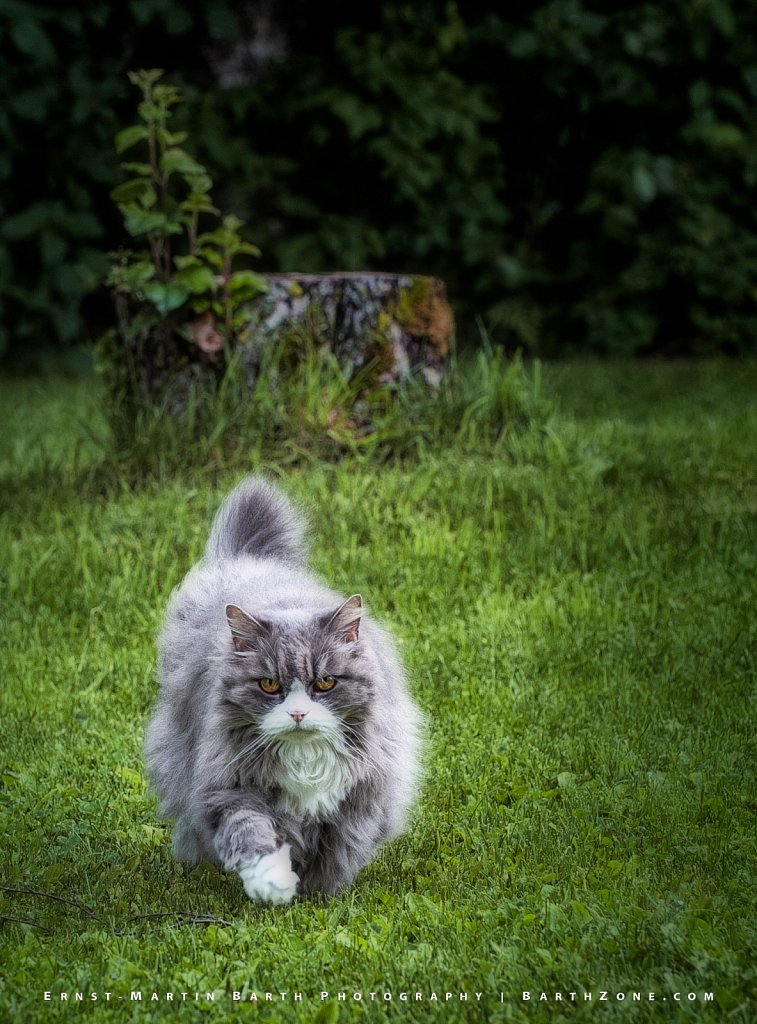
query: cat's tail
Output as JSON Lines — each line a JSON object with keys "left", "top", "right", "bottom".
{"left": 204, "top": 476, "right": 307, "bottom": 565}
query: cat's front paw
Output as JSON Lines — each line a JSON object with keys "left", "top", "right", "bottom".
{"left": 238, "top": 843, "right": 299, "bottom": 905}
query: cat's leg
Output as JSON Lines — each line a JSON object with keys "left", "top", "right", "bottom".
{"left": 205, "top": 792, "right": 300, "bottom": 905}
{"left": 297, "top": 813, "right": 389, "bottom": 897}
{"left": 171, "top": 818, "right": 204, "bottom": 866}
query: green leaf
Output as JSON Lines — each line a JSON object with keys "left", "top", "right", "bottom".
{"left": 122, "top": 205, "right": 169, "bottom": 236}
{"left": 226, "top": 270, "right": 267, "bottom": 300}
{"left": 197, "top": 247, "right": 224, "bottom": 271}
{"left": 160, "top": 147, "right": 207, "bottom": 176}
{"left": 10, "top": 20, "right": 56, "bottom": 64}
{"left": 631, "top": 165, "right": 657, "bottom": 203}
{"left": 173, "top": 254, "right": 202, "bottom": 270}
{"left": 120, "top": 162, "right": 153, "bottom": 175}
{"left": 128, "top": 69, "right": 164, "bottom": 88}
{"left": 1, "top": 202, "right": 50, "bottom": 240}
{"left": 107, "top": 260, "right": 156, "bottom": 290}
{"left": 110, "top": 178, "right": 152, "bottom": 204}
{"left": 142, "top": 281, "right": 189, "bottom": 314}
{"left": 234, "top": 241, "right": 262, "bottom": 258}
{"left": 180, "top": 195, "right": 220, "bottom": 216}
{"left": 115, "top": 125, "right": 149, "bottom": 154}
{"left": 173, "top": 265, "right": 218, "bottom": 295}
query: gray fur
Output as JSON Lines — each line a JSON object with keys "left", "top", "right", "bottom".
{"left": 144, "top": 475, "right": 423, "bottom": 899}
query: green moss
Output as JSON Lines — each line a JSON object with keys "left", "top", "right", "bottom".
{"left": 394, "top": 276, "right": 435, "bottom": 328}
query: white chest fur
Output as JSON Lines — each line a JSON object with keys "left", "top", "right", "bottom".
{"left": 275, "top": 739, "right": 349, "bottom": 818}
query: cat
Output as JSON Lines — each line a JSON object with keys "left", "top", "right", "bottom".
{"left": 144, "top": 476, "right": 423, "bottom": 904}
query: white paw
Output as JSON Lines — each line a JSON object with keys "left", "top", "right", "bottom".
{"left": 238, "top": 843, "right": 299, "bottom": 905}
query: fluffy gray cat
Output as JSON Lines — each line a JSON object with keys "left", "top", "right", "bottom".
{"left": 144, "top": 476, "right": 423, "bottom": 904}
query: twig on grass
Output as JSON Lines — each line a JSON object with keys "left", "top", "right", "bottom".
{"left": 0, "top": 914, "right": 51, "bottom": 933}
{"left": 0, "top": 886, "right": 104, "bottom": 922}
{"left": 1, "top": 887, "right": 233, "bottom": 934}
{"left": 127, "top": 910, "right": 234, "bottom": 927}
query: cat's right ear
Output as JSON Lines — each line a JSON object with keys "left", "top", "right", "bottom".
{"left": 225, "top": 604, "right": 269, "bottom": 653}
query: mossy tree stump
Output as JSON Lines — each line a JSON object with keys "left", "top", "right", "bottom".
{"left": 111, "top": 272, "right": 454, "bottom": 408}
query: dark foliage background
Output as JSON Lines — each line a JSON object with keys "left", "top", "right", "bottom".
{"left": 2, "top": 0, "right": 757, "bottom": 363}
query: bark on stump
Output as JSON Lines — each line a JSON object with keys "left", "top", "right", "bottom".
{"left": 113, "top": 272, "right": 453, "bottom": 409}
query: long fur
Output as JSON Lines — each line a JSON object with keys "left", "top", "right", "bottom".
{"left": 144, "top": 475, "right": 423, "bottom": 900}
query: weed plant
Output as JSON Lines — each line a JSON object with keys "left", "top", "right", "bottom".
{"left": 0, "top": 359, "right": 755, "bottom": 1023}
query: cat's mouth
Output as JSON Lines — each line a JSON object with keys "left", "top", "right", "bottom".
{"left": 279, "top": 722, "right": 322, "bottom": 740}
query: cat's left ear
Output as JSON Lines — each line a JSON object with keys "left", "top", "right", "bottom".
{"left": 226, "top": 604, "right": 270, "bottom": 653}
{"left": 323, "top": 594, "right": 363, "bottom": 643}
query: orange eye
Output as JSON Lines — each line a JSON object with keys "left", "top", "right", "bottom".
{"left": 313, "top": 676, "right": 336, "bottom": 692}
{"left": 258, "top": 678, "right": 281, "bottom": 694}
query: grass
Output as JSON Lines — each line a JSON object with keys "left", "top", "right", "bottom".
{"left": 0, "top": 358, "right": 755, "bottom": 1022}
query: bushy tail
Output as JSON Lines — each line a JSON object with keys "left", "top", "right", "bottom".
{"left": 204, "top": 476, "right": 307, "bottom": 565}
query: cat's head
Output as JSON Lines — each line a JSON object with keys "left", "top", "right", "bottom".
{"left": 220, "top": 595, "right": 372, "bottom": 754}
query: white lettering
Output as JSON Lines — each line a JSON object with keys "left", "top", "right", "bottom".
{"left": 704, "top": 993, "right": 714, "bottom": 1002}
{"left": 674, "top": 993, "right": 681, "bottom": 1002}
{"left": 337, "top": 992, "right": 346, "bottom": 1001}
{"left": 44, "top": 994, "right": 51, "bottom": 1002}
{"left": 75, "top": 993, "right": 83, "bottom": 1002}
{"left": 523, "top": 992, "right": 531, "bottom": 1001}
{"left": 130, "top": 992, "right": 142, "bottom": 1001}
{"left": 460, "top": 993, "right": 468, "bottom": 1001}
{"left": 617, "top": 992, "right": 625, "bottom": 1001}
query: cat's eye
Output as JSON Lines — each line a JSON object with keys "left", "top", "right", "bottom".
{"left": 313, "top": 675, "right": 336, "bottom": 692}
{"left": 258, "top": 678, "right": 281, "bottom": 695}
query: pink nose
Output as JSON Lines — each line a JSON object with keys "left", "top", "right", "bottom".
{"left": 289, "top": 710, "right": 308, "bottom": 724}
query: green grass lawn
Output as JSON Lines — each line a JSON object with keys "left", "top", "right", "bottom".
{"left": 1, "top": 361, "right": 755, "bottom": 1022}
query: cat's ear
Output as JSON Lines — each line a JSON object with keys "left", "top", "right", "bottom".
{"left": 225, "top": 604, "right": 269, "bottom": 653}
{"left": 323, "top": 594, "right": 363, "bottom": 643}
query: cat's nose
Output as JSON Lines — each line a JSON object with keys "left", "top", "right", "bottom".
{"left": 289, "top": 710, "right": 308, "bottom": 724}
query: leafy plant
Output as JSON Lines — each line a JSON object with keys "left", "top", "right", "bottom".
{"left": 106, "top": 68, "right": 265, "bottom": 350}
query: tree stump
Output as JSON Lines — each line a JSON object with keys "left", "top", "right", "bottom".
{"left": 109, "top": 272, "right": 454, "bottom": 411}
{"left": 237, "top": 273, "right": 453, "bottom": 388}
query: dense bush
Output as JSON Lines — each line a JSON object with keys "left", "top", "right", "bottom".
{"left": 2, "top": 0, "right": 757, "bottom": 361}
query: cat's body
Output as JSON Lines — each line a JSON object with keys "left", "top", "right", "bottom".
{"left": 144, "top": 477, "right": 422, "bottom": 903}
